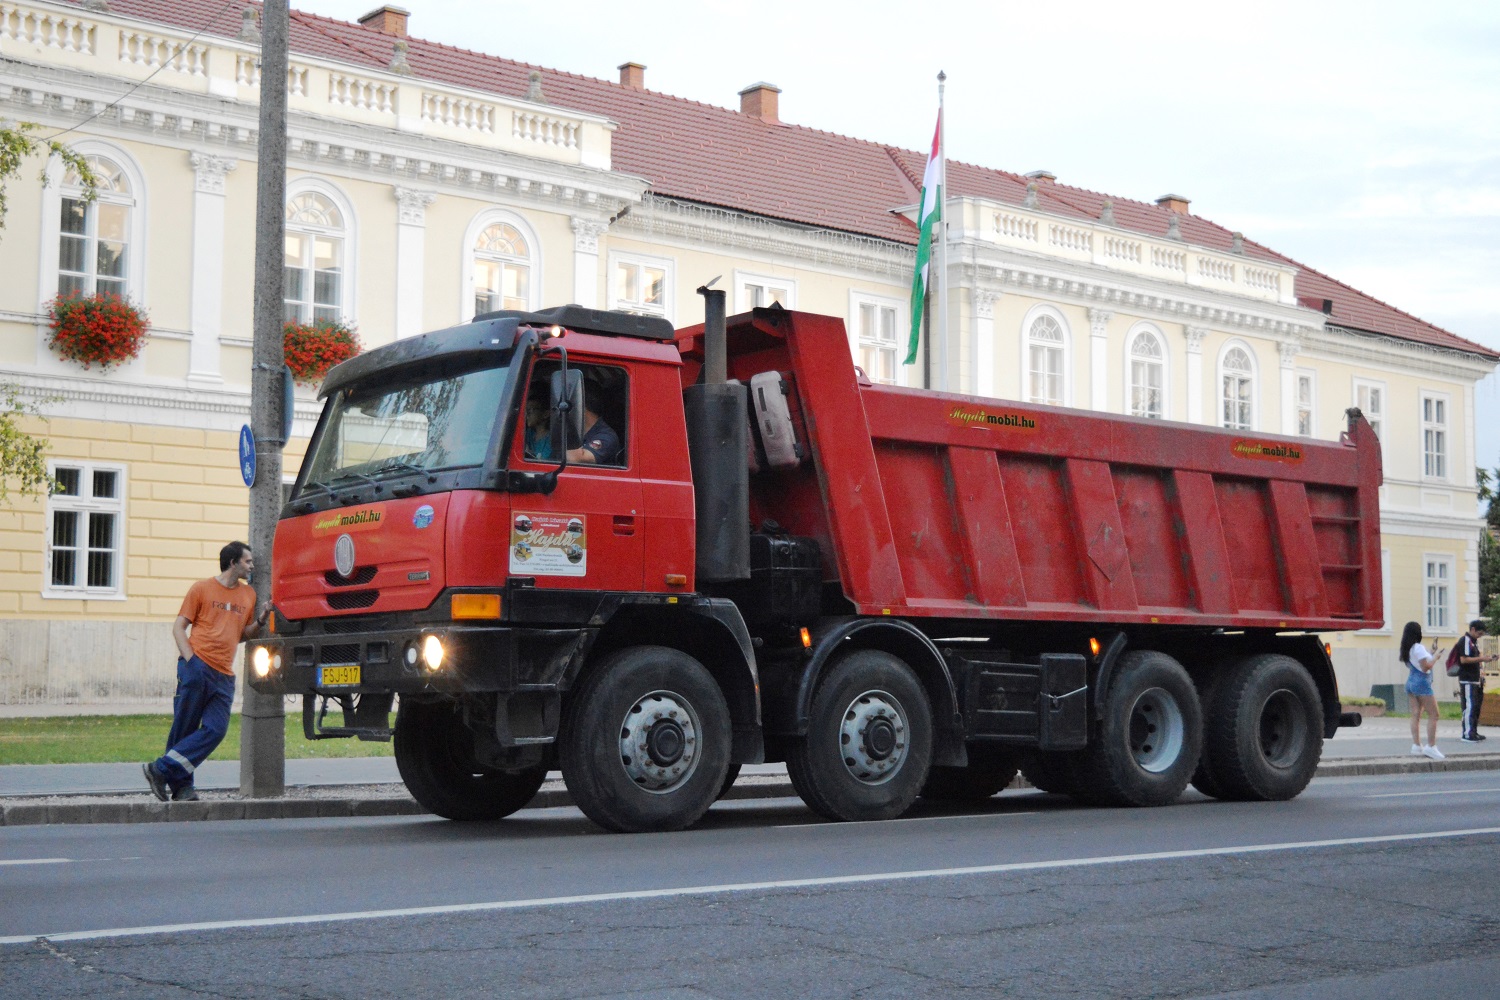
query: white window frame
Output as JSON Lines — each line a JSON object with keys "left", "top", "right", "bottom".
{"left": 608, "top": 251, "right": 674, "bottom": 320}
{"left": 1217, "top": 339, "right": 1258, "bottom": 431}
{"left": 43, "top": 460, "right": 127, "bottom": 600}
{"left": 1420, "top": 390, "right": 1450, "bottom": 482}
{"left": 1124, "top": 323, "right": 1168, "bottom": 419}
{"left": 1353, "top": 377, "right": 1385, "bottom": 441}
{"left": 734, "top": 270, "right": 796, "bottom": 312}
{"left": 37, "top": 140, "right": 148, "bottom": 309}
{"left": 1423, "top": 553, "right": 1453, "bottom": 635}
{"left": 849, "top": 290, "right": 906, "bottom": 387}
{"left": 1021, "top": 305, "right": 1072, "bottom": 406}
{"left": 283, "top": 177, "right": 358, "bottom": 325}
{"left": 1295, "top": 368, "right": 1316, "bottom": 438}
{"left": 460, "top": 209, "right": 539, "bottom": 320}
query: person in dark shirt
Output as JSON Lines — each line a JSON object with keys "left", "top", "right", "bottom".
{"left": 1457, "top": 619, "right": 1497, "bottom": 743}
{"left": 567, "top": 403, "right": 620, "bottom": 465}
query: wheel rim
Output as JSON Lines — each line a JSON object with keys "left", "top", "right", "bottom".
{"left": 618, "top": 690, "right": 701, "bottom": 794}
{"left": 1127, "top": 687, "right": 1185, "bottom": 773}
{"left": 1258, "top": 688, "right": 1309, "bottom": 768}
{"left": 838, "top": 689, "right": 909, "bottom": 785}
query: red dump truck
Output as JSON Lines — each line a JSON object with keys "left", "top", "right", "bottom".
{"left": 248, "top": 293, "right": 1379, "bottom": 832}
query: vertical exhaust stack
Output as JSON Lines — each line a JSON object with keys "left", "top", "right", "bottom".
{"left": 685, "top": 285, "right": 750, "bottom": 582}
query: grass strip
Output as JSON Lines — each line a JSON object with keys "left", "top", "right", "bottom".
{"left": 0, "top": 713, "right": 394, "bottom": 765}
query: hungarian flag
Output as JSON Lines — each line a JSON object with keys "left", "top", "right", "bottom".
{"left": 905, "top": 114, "right": 941, "bottom": 365}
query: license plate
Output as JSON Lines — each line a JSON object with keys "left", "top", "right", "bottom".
{"left": 319, "top": 664, "right": 360, "bottom": 687}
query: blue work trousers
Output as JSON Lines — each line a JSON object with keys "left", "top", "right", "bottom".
{"left": 154, "top": 655, "right": 235, "bottom": 790}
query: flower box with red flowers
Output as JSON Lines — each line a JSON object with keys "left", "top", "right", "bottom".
{"left": 284, "top": 319, "right": 361, "bottom": 386}
{"left": 46, "top": 292, "right": 151, "bottom": 371}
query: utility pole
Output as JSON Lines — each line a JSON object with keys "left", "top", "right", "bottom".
{"left": 242, "top": 0, "right": 288, "bottom": 798}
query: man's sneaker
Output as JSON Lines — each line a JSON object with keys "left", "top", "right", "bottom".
{"left": 1476, "top": 734, "right": 1488, "bottom": 741}
{"left": 171, "top": 785, "right": 200, "bottom": 802}
{"left": 142, "top": 762, "right": 170, "bottom": 802}
{"left": 1461, "top": 736, "right": 1481, "bottom": 743}
{"left": 1411, "top": 744, "right": 1425, "bottom": 756}
{"left": 1422, "top": 745, "right": 1446, "bottom": 760}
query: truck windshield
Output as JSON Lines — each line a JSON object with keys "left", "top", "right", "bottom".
{"left": 300, "top": 361, "right": 512, "bottom": 493}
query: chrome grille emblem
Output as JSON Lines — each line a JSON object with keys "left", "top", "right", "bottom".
{"left": 334, "top": 533, "right": 356, "bottom": 578}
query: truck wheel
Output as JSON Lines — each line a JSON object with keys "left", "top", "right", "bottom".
{"left": 1189, "top": 672, "right": 1227, "bottom": 799}
{"left": 1074, "top": 650, "right": 1202, "bottom": 807}
{"left": 920, "top": 746, "right": 1019, "bottom": 802}
{"left": 717, "top": 763, "right": 742, "bottom": 801}
{"left": 394, "top": 700, "right": 548, "bottom": 821}
{"left": 786, "top": 650, "right": 933, "bottom": 822}
{"left": 1019, "top": 751, "right": 1085, "bottom": 797}
{"left": 559, "top": 646, "right": 731, "bottom": 833}
{"left": 1199, "top": 654, "right": 1323, "bottom": 801}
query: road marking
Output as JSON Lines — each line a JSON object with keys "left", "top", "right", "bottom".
{"left": 0, "top": 859, "right": 70, "bottom": 867}
{"left": 5, "top": 825, "right": 1499, "bottom": 946}
{"left": 774, "top": 811, "right": 1038, "bottom": 829}
{"left": 1366, "top": 788, "right": 1500, "bottom": 798}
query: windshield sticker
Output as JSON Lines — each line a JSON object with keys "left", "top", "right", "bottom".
{"left": 312, "top": 506, "right": 385, "bottom": 537}
{"left": 511, "top": 513, "right": 587, "bottom": 577}
{"left": 948, "top": 405, "right": 1037, "bottom": 431}
{"left": 1231, "top": 439, "right": 1305, "bottom": 464}
{"left": 413, "top": 505, "right": 434, "bottom": 529}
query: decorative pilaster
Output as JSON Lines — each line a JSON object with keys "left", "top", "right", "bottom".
{"left": 1278, "top": 339, "right": 1300, "bottom": 435}
{"left": 1089, "top": 308, "right": 1112, "bottom": 412}
{"left": 1184, "top": 325, "right": 1208, "bottom": 424}
{"left": 571, "top": 217, "right": 607, "bottom": 308}
{"left": 187, "top": 153, "right": 236, "bottom": 384}
{"left": 974, "top": 290, "right": 999, "bottom": 398}
{"left": 393, "top": 187, "right": 435, "bottom": 338}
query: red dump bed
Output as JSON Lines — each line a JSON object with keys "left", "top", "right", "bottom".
{"left": 685, "top": 309, "right": 1384, "bottom": 633}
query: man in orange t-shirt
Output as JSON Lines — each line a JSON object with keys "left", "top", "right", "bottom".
{"left": 143, "top": 541, "right": 267, "bottom": 802}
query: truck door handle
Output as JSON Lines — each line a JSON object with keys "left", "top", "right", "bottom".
{"left": 613, "top": 515, "right": 636, "bottom": 536}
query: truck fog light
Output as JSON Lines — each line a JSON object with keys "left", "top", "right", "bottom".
{"left": 422, "top": 635, "right": 444, "bottom": 671}
{"left": 273, "top": 653, "right": 283, "bottom": 672}
{"left": 251, "top": 646, "right": 271, "bottom": 678}
{"left": 405, "top": 643, "right": 418, "bottom": 666}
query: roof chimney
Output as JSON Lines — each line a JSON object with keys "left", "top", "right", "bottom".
{"left": 618, "top": 62, "right": 646, "bottom": 89}
{"left": 1156, "top": 193, "right": 1191, "bottom": 214}
{"left": 1025, "top": 170, "right": 1056, "bottom": 185}
{"left": 738, "top": 82, "right": 781, "bottom": 123}
{"left": 357, "top": 5, "right": 409, "bottom": 37}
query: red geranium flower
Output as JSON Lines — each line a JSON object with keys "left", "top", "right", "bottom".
{"left": 283, "top": 319, "right": 361, "bottom": 385}
{"left": 46, "top": 292, "right": 150, "bottom": 370}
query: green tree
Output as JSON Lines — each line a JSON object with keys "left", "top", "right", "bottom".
{"left": 1481, "top": 465, "right": 1500, "bottom": 631}
{"left": 0, "top": 123, "right": 97, "bottom": 502}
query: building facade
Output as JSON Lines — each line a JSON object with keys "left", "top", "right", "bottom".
{"left": 0, "top": 0, "right": 1494, "bottom": 705}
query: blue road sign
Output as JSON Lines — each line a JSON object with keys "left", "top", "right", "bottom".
{"left": 239, "top": 424, "right": 256, "bottom": 487}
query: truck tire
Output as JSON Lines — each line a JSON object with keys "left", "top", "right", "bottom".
{"left": 920, "top": 745, "right": 1019, "bottom": 802}
{"left": 1019, "top": 750, "right": 1086, "bottom": 797}
{"left": 717, "top": 763, "right": 742, "bottom": 801}
{"left": 559, "top": 645, "right": 731, "bottom": 833}
{"left": 1198, "top": 653, "right": 1323, "bottom": 801}
{"left": 786, "top": 650, "right": 934, "bottom": 822}
{"left": 1074, "top": 650, "right": 1202, "bottom": 807}
{"left": 394, "top": 700, "right": 548, "bottom": 821}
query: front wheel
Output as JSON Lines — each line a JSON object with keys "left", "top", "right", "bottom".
{"left": 1074, "top": 650, "right": 1202, "bottom": 807}
{"left": 786, "top": 650, "right": 933, "bottom": 822}
{"left": 1199, "top": 653, "right": 1323, "bottom": 801}
{"left": 559, "top": 646, "right": 731, "bottom": 833}
{"left": 394, "top": 700, "right": 548, "bottom": 821}
{"left": 921, "top": 745, "right": 1019, "bottom": 802}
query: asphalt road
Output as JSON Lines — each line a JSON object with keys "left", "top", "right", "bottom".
{"left": 2, "top": 770, "right": 1499, "bottom": 998}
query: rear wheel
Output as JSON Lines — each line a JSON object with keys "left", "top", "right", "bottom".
{"left": 559, "top": 646, "right": 731, "bottom": 833}
{"left": 1020, "top": 750, "right": 1086, "bottom": 798}
{"left": 921, "top": 745, "right": 1019, "bottom": 802}
{"left": 1074, "top": 650, "right": 1202, "bottom": 807}
{"left": 787, "top": 650, "right": 933, "bottom": 822}
{"left": 394, "top": 700, "right": 547, "bottom": 821}
{"left": 1199, "top": 654, "right": 1322, "bottom": 801}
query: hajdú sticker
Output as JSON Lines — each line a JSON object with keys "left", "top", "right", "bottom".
{"left": 1230, "top": 439, "right": 1305, "bottom": 464}
{"left": 312, "top": 506, "right": 385, "bottom": 536}
{"left": 510, "top": 513, "right": 587, "bottom": 577}
{"left": 948, "top": 405, "right": 1037, "bottom": 431}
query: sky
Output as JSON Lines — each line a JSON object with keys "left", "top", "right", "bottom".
{"left": 297, "top": 0, "right": 1500, "bottom": 469}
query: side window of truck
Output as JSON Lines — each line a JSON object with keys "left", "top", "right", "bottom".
{"left": 524, "top": 361, "right": 629, "bottom": 469}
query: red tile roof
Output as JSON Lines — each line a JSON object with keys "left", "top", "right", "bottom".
{"left": 83, "top": 1, "right": 1499, "bottom": 360}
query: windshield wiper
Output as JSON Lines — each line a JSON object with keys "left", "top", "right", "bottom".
{"left": 371, "top": 459, "right": 427, "bottom": 478}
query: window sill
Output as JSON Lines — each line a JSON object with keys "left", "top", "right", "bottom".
{"left": 41, "top": 589, "right": 128, "bottom": 602}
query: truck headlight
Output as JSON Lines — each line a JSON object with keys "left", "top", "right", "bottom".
{"left": 251, "top": 646, "right": 271, "bottom": 678}
{"left": 422, "top": 634, "right": 444, "bottom": 671}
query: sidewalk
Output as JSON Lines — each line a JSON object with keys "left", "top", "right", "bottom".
{"left": 2, "top": 716, "right": 1496, "bottom": 827}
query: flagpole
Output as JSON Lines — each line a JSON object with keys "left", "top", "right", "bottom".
{"left": 936, "top": 71, "right": 948, "bottom": 392}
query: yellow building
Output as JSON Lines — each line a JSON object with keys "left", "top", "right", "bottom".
{"left": 1, "top": 0, "right": 1494, "bottom": 705}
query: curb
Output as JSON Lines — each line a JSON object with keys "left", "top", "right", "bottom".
{"left": 5, "top": 756, "right": 1500, "bottom": 827}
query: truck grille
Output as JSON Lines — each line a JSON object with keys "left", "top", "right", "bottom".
{"left": 325, "top": 566, "right": 377, "bottom": 587}
{"left": 319, "top": 643, "right": 359, "bottom": 665}
{"left": 326, "top": 590, "right": 378, "bottom": 610}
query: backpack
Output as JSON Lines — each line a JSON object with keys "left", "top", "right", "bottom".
{"left": 1445, "top": 640, "right": 1464, "bottom": 677}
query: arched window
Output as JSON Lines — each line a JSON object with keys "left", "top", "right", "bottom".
{"left": 1220, "top": 345, "right": 1255, "bottom": 430}
{"left": 58, "top": 156, "right": 133, "bottom": 298}
{"left": 284, "top": 191, "right": 346, "bottom": 323}
{"left": 473, "top": 221, "right": 530, "bottom": 315}
{"left": 1026, "top": 313, "right": 1066, "bottom": 405}
{"left": 1128, "top": 329, "right": 1165, "bottom": 419}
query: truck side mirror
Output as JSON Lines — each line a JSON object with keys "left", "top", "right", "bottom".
{"left": 549, "top": 368, "right": 584, "bottom": 456}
